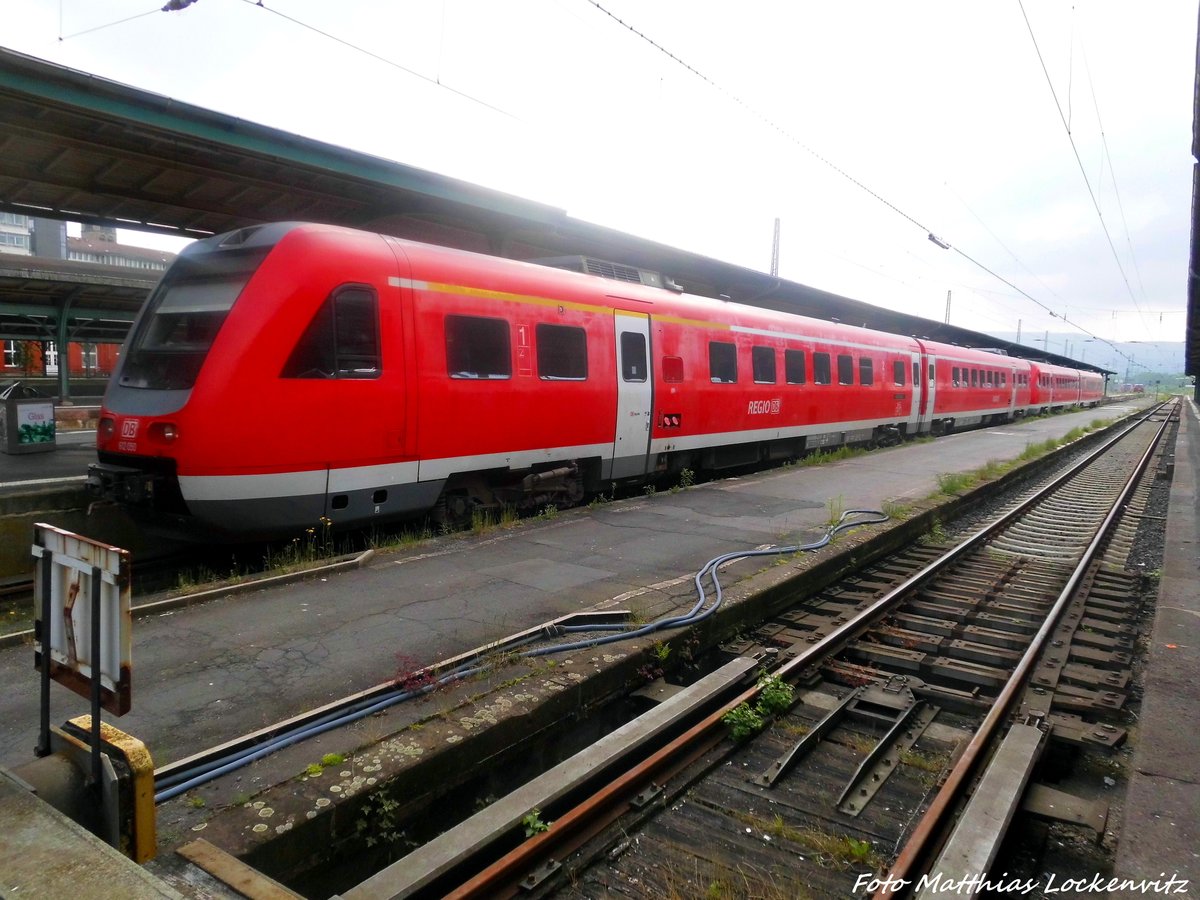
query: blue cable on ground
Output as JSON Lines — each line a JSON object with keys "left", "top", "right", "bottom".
{"left": 155, "top": 508, "right": 886, "bottom": 802}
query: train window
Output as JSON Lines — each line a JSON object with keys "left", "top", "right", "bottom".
{"left": 971, "top": 369, "right": 978, "bottom": 387}
{"left": 662, "top": 356, "right": 684, "bottom": 383}
{"left": 913, "top": 362, "right": 919, "bottom": 385}
{"left": 122, "top": 247, "right": 269, "bottom": 390}
{"left": 952, "top": 366, "right": 960, "bottom": 387}
{"left": 446, "top": 314, "right": 511, "bottom": 379}
{"left": 859, "top": 357, "right": 873, "bottom": 386}
{"left": 928, "top": 362, "right": 936, "bottom": 382}
{"left": 283, "top": 301, "right": 335, "bottom": 378}
{"left": 752, "top": 346, "right": 776, "bottom": 384}
{"left": 536, "top": 323, "right": 587, "bottom": 380}
{"left": 894, "top": 361, "right": 906, "bottom": 386}
{"left": 709, "top": 341, "right": 737, "bottom": 383}
{"left": 282, "top": 286, "right": 380, "bottom": 379}
{"left": 785, "top": 349, "right": 807, "bottom": 384}
{"left": 813, "top": 352, "right": 832, "bottom": 385}
{"left": 837, "top": 354, "right": 853, "bottom": 385}
{"left": 621, "top": 332, "right": 647, "bottom": 382}
{"left": 333, "top": 289, "right": 380, "bottom": 377}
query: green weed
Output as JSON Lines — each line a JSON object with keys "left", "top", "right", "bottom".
{"left": 721, "top": 703, "right": 765, "bottom": 741}
{"left": 522, "top": 808, "right": 551, "bottom": 836}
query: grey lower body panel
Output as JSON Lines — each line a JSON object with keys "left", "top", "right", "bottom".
{"left": 185, "top": 480, "right": 446, "bottom": 538}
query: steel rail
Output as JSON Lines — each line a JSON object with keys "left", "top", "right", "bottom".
{"left": 764, "top": 402, "right": 1167, "bottom": 686}
{"left": 874, "top": 402, "right": 1173, "bottom": 897}
{"left": 445, "top": 404, "right": 1171, "bottom": 898}
{"left": 444, "top": 669, "right": 763, "bottom": 899}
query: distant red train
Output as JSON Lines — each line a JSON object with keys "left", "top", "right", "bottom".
{"left": 86, "top": 223, "right": 1106, "bottom": 538}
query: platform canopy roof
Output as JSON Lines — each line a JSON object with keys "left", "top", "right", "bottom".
{"left": 0, "top": 256, "right": 152, "bottom": 345}
{"left": 0, "top": 46, "right": 1112, "bottom": 373}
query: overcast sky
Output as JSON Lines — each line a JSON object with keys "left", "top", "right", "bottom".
{"left": 5, "top": 1, "right": 1196, "bottom": 370}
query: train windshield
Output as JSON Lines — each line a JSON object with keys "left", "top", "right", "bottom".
{"left": 119, "top": 247, "right": 268, "bottom": 390}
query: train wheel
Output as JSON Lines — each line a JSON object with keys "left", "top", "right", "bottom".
{"left": 433, "top": 490, "right": 476, "bottom": 530}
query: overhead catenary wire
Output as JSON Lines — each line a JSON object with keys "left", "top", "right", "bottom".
{"left": 947, "top": 243, "right": 1131, "bottom": 368}
{"left": 1017, "top": 0, "right": 1149, "bottom": 335}
{"left": 239, "top": 0, "right": 520, "bottom": 121}
{"left": 580, "top": 1, "right": 1136, "bottom": 369}
{"left": 580, "top": 0, "right": 933, "bottom": 239}
{"left": 1080, "top": 44, "right": 1150, "bottom": 306}
{"left": 60, "top": 0, "right": 519, "bottom": 122}
{"left": 57, "top": 4, "right": 161, "bottom": 41}
{"left": 56, "top": 1, "right": 1145, "bottom": 366}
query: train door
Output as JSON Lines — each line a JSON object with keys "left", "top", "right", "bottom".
{"left": 611, "top": 311, "right": 653, "bottom": 479}
{"left": 916, "top": 350, "right": 936, "bottom": 433}
{"left": 1006, "top": 365, "right": 1018, "bottom": 418}
{"left": 908, "top": 351, "right": 921, "bottom": 425}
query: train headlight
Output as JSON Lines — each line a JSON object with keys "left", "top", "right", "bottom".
{"left": 149, "top": 422, "right": 179, "bottom": 443}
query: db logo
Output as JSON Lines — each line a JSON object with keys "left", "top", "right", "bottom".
{"left": 121, "top": 419, "right": 140, "bottom": 438}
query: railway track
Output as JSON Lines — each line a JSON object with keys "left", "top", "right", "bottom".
{"left": 344, "top": 400, "right": 1172, "bottom": 899}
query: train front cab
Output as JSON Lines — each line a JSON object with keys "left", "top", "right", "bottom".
{"left": 92, "top": 224, "right": 435, "bottom": 538}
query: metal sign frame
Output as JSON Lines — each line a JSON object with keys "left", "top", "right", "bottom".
{"left": 33, "top": 523, "right": 131, "bottom": 723}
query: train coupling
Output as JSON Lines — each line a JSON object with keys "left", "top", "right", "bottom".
{"left": 86, "top": 462, "right": 160, "bottom": 505}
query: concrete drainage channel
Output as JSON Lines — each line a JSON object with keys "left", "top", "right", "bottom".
{"left": 146, "top": 421, "right": 1140, "bottom": 898}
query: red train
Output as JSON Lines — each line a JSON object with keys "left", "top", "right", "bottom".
{"left": 86, "top": 223, "right": 1106, "bottom": 538}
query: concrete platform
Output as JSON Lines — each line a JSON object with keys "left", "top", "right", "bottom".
{"left": 0, "top": 767, "right": 184, "bottom": 899}
{"left": 1111, "top": 397, "right": 1200, "bottom": 896}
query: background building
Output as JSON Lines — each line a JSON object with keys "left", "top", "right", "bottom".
{"left": 1, "top": 218, "right": 174, "bottom": 385}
